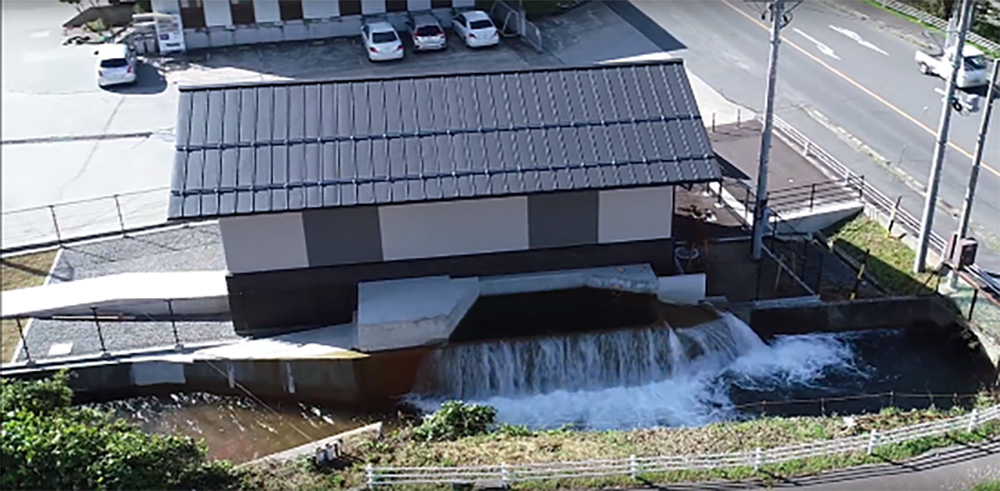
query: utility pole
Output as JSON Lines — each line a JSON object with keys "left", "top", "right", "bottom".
{"left": 949, "top": 59, "right": 999, "bottom": 287}
{"left": 751, "top": 0, "right": 785, "bottom": 260}
{"left": 913, "top": 0, "right": 975, "bottom": 273}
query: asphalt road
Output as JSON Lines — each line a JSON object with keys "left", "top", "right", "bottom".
{"left": 626, "top": 0, "right": 1000, "bottom": 273}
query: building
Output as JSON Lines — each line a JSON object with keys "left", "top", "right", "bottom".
{"left": 168, "top": 60, "right": 721, "bottom": 336}
{"left": 149, "top": 0, "right": 477, "bottom": 50}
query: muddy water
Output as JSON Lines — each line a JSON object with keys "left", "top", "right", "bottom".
{"left": 95, "top": 393, "right": 376, "bottom": 463}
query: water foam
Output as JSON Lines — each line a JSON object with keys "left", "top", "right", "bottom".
{"left": 407, "top": 313, "right": 862, "bottom": 429}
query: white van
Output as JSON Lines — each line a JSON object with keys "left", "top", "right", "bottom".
{"left": 95, "top": 44, "right": 137, "bottom": 87}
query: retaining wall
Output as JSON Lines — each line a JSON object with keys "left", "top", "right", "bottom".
{"left": 750, "top": 296, "right": 955, "bottom": 338}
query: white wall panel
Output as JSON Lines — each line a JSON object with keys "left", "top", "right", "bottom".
{"left": 252, "top": 0, "right": 281, "bottom": 22}
{"left": 598, "top": 186, "right": 673, "bottom": 243}
{"left": 407, "top": 0, "right": 432, "bottom": 10}
{"left": 452, "top": 0, "right": 475, "bottom": 8}
{"left": 151, "top": 0, "right": 180, "bottom": 14}
{"left": 361, "top": 0, "right": 387, "bottom": 15}
{"left": 379, "top": 197, "right": 529, "bottom": 261}
{"left": 303, "top": 0, "right": 340, "bottom": 19}
{"left": 203, "top": 0, "right": 234, "bottom": 27}
{"left": 220, "top": 213, "right": 310, "bottom": 273}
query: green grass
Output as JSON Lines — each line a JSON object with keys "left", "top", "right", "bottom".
{"left": 238, "top": 402, "right": 1000, "bottom": 490}
{"left": 973, "top": 479, "right": 1000, "bottom": 491}
{"left": 824, "top": 215, "right": 939, "bottom": 295}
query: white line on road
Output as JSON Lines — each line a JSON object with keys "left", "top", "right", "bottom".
{"left": 829, "top": 25, "right": 890, "bottom": 56}
{"left": 793, "top": 28, "right": 841, "bottom": 60}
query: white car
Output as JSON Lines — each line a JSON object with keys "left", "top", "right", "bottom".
{"left": 362, "top": 21, "right": 404, "bottom": 62}
{"left": 453, "top": 10, "right": 499, "bottom": 48}
{"left": 406, "top": 13, "right": 447, "bottom": 52}
{"left": 95, "top": 43, "right": 137, "bottom": 87}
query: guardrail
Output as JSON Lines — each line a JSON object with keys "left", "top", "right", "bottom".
{"left": 1, "top": 187, "right": 172, "bottom": 254}
{"left": 765, "top": 115, "right": 1000, "bottom": 300}
{"left": 366, "top": 403, "right": 1000, "bottom": 486}
{"left": 869, "top": 0, "right": 1000, "bottom": 56}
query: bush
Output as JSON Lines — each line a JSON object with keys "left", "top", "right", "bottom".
{"left": 1, "top": 372, "right": 242, "bottom": 490}
{"left": 412, "top": 401, "right": 497, "bottom": 442}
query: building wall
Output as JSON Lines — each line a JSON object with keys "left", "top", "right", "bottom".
{"left": 202, "top": 0, "right": 234, "bottom": 27}
{"left": 221, "top": 186, "right": 675, "bottom": 275}
{"left": 302, "top": 0, "right": 340, "bottom": 19}
{"left": 253, "top": 0, "right": 282, "bottom": 22}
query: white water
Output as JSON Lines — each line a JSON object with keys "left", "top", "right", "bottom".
{"left": 407, "top": 313, "right": 864, "bottom": 430}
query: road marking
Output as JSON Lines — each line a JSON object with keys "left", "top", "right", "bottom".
{"left": 29, "top": 30, "right": 50, "bottom": 39}
{"left": 829, "top": 25, "right": 890, "bottom": 56}
{"left": 721, "top": 0, "right": 1000, "bottom": 180}
{"left": 793, "top": 28, "right": 841, "bottom": 60}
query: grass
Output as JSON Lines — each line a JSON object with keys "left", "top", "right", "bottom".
{"left": 1, "top": 250, "right": 58, "bottom": 363}
{"left": 238, "top": 401, "right": 1000, "bottom": 490}
{"left": 974, "top": 480, "right": 1000, "bottom": 491}
{"left": 824, "top": 215, "right": 938, "bottom": 296}
{"left": 859, "top": 0, "right": 1000, "bottom": 58}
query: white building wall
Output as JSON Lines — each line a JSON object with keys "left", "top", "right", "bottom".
{"left": 597, "top": 186, "right": 673, "bottom": 243}
{"left": 407, "top": 0, "right": 432, "bottom": 11}
{"left": 361, "top": 0, "right": 387, "bottom": 15}
{"left": 203, "top": 0, "right": 234, "bottom": 27}
{"left": 453, "top": 0, "right": 475, "bottom": 8}
{"left": 302, "top": 0, "right": 340, "bottom": 19}
{"left": 252, "top": 0, "right": 281, "bottom": 22}
{"left": 379, "top": 197, "right": 529, "bottom": 261}
{"left": 151, "top": 0, "right": 180, "bottom": 14}
{"left": 220, "top": 213, "right": 310, "bottom": 273}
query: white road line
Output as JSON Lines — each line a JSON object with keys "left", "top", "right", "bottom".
{"left": 829, "top": 25, "right": 890, "bottom": 56}
{"left": 793, "top": 28, "right": 841, "bottom": 60}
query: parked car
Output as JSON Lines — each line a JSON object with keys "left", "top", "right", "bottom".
{"left": 453, "top": 10, "right": 499, "bottom": 48}
{"left": 361, "top": 21, "right": 404, "bottom": 62}
{"left": 405, "top": 13, "right": 447, "bottom": 52}
{"left": 95, "top": 43, "right": 137, "bottom": 87}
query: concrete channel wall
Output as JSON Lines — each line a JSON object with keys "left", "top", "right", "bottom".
{"left": 750, "top": 296, "right": 956, "bottom": 339}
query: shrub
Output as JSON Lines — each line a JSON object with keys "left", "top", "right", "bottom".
{"left": 1, "top": 372, "right": 242, "bottom": 490}
{"left": 412, "top": 401, "right": 497, "bottom": 442}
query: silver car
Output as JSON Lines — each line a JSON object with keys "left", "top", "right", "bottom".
{"left": 405, "top": 13, "right": 446, "bottom": 52}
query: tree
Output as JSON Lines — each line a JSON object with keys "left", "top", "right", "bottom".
{"left": 1, "top": 372, "right": 241, "bottom": 490}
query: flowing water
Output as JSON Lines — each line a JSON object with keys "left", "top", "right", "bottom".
{"left": 406, "top": 313, "right": 992, "bottom": 430}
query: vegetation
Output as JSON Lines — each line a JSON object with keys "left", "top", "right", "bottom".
{"left": 412, "top": 400, "right": 497, "bottom": 442}
{"left": 1, "top": 372, "right": 242, "bottom": 490}
{"left": 861, "top": 0, "right": 1000, "bottom": 57}
{"left": 241, "top": 395, "right": 1000, "bottom": 489}
{"left": 1, "top": 250, "right": 58, "bottom": 363}
{"left": 973, "top": 480, "right": 1000, "bottom": 491}
{"left": 824, "top": 215, "right": 938, "bottom": 295}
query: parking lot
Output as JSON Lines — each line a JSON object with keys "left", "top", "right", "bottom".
{"left": 1, "top": 0, "right": 716, "bottom": 249}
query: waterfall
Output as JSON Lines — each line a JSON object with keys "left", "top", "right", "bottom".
{"left": 406, "top": 313, "right": 860, "bottom": 430}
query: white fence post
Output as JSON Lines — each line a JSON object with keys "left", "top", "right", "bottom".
{"left": 753, "top": 447, "right": 762, "bottom": 472}
{"left": 867, "top": 430, "right": 878, "bottom": 455}
{"left": 630, "top": 454, "right": 638, "bottom": 479}
{"left": 968, "top": 408, "right": 978, "bottom": 432}
{"left": 365, "top": 463, "right": 374, "bottom": 489}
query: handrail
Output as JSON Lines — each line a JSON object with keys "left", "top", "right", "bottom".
{"left": 368, "top": 404, "right": 1000, "bottom": 486}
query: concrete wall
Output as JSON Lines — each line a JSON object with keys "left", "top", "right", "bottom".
{"left": 220, "top": 213, "right": 309, "bottom": 273}
{"left": 151, "top": 0, "right": 180, "bottom": 14}
{"left": 302, "top": 0, "right": 340, "bottom": 19}
{"left": 253, "top": 0, "right": 281, "bottom": 23}
{"left": 750, "top": 296, "right": 957, "bottom": 339}
{"left": 202, "top": 0, "right": 234, "bottom": 27}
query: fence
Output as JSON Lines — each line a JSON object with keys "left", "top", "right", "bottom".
{"left": 366, "top": 403, "right": 1000, "bottom": 486}
{"left": 766, "top": 114, "right": 1000, "bottom": 300}
{"left": 1, "top": 187, "right": 172, "bottom": 254}
{"left": 869, "top": 0, "right": 1000, "bottom": 56}
{"left": 488, "top": 0, "right": 544, "bottom": 52}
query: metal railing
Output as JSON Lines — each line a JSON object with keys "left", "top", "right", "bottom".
{"left": 868, "top": 0, "right": 1000, "bottom": 55}
{"left": 766, "top": 115, "right": 999, "bottom": 299}
{"left": 766, "top": 178, "right": 864, "bottom": 213}
{"left": 1, "top": 187, "right": 173, "bottom": 254}
{"left": 366, "top": 403, "right": 1000, "bottom": 486}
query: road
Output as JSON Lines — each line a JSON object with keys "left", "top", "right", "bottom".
{"left": 626, "top": 0, "right": 1000, "bottom": 273}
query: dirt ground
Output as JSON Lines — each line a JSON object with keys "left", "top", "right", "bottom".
{"left": 1, "top": 249, "right": 57, "bottom": 362}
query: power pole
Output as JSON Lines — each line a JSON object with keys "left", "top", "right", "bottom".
{"left": 751, "top": 0, "right": 785, "bottom": 260}
{"left": 949, "top": 59, "right": 999, "bottom": 287}
{"left": 913, "top": 0, "right": 975, "bottom": 273}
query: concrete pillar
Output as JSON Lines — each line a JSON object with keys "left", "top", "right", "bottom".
{"left": 303, "top": 0, "right": 341, "bottom": 18}
{"left": 361, "top": 0, "right": 387, "bottom": 15}
{"left": 453, "top": 0, "right": 475, "bottom": 8}
{"left": 203, "top": 0, "right": 234, "bottom": 27}
{"left": 253, "top": 0, "right": 281, "bottom": 23}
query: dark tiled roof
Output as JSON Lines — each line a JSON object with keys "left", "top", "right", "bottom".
{"left": 168, "top": 60, "right": 720, "bottom": 219}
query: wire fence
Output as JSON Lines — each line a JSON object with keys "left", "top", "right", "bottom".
{"left": 868, "top": 0, "right": 1000, "bottom": 55}
{"left": 1, "top": 187, "right": 173, "bottom": 254}
{"left": 366, "top": 402, "right": 1000, "bottom": 487}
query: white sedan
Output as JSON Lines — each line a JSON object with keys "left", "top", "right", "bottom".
{"left": 362, "top": 21, "right": 404, "bottom": 62}
{"left": 453, "top": 10, "right": 499, "bottom": 48}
